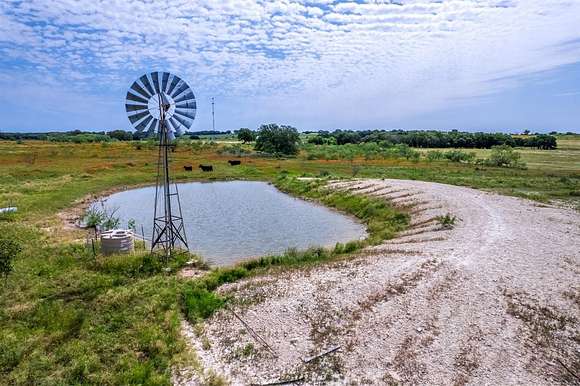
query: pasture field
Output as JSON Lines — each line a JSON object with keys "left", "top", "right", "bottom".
{"left": 415, "top": 134, "right": 580, "bottom": 174}
{"left": 0, "top": 137, "right": 578, "bottom": 384}
{"left": 1, "top": 136, "right": 578, "bottom": 227}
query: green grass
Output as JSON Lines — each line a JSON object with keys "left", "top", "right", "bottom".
{"left": 0, "top": 222, "right": 202, "bottom": 384}
{"left": 0, "top": 137, "right": 578, "bottom": 383}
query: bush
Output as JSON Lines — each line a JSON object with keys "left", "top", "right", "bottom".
{"left": 237, "top": 128, "right": 255, "bottom": 143}
{"left": 302, "top": 143, "right": 420, "bottom": 161}
{"left": 255, "top": 124, "right": 300, "bottom": 156}
{"left": 217, "top": 144, "right": 252, "bottom": 157}
{"left": 443, "top": 150, "right": 476, "bottom": 163}
{"left": 485, "top": 145, "right": 526, "bottom": 168}
{"left": 0, "top": 237, "right": 21, "bottom": 280}
{"left": 83, "top": 206, "right": 120, "bottom": 231}
{"left": 426, "top": 150, "right": 444, "bottom": 161}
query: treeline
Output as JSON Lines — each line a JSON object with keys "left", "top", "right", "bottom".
{"left": 0, "top": 130, "right": 132, "bottom": 142}
{"left": 307, "top": 130, "right": 558, "bottom": 150}
{"left": 0, "top": 129, "right": 235, "bottom": 142}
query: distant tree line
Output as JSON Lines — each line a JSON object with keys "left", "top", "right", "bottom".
{"left": 0, "top": 127, "right": 567, "bottom": 151}
{"left": 0, "top": 129, "right": 241, "bottom": 142}
{"left": 307, "top": 130, "right": 558, "bottom": 150}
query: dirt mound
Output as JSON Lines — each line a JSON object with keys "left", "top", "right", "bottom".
{"left": 175, "top": 179, "right": 580, "bottom": 385}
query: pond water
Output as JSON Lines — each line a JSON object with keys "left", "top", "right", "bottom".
{"left": 94, "top": 181, "right": 366, "bottom": 266}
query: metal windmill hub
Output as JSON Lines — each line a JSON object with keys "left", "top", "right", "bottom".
{"left": 147, "top": 93, "right": 176, "bottom": 120}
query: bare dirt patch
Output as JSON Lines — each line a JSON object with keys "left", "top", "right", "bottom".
{"left": 175, "top": 179, "right": 580, "bottom": 385}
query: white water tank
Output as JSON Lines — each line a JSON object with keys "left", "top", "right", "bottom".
{"left": 100, "top": 229, "right": 135, "bottom": 255}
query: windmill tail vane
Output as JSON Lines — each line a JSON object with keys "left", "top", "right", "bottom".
{"left": 125, "top": 71, "right": 196, "bottom": 257}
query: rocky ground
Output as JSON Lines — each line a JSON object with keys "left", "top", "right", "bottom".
{"left": 174, "top": 179, "right": 580, "bottom": 385}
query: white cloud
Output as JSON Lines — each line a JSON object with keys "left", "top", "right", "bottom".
{"left": 0, "top": 0, "right": 579, "bottom": 130}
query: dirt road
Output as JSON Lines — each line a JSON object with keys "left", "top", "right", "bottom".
{"left": 176, "top": 179, "right": 580, "bottom": 385}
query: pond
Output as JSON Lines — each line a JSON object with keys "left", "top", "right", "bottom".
{"left": 94, "top": 181, "right": 366, "bottom": 266}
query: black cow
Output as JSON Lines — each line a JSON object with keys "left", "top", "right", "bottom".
{"left": 199, "top": 164, "right": 213, "bottom": 172}
{"left": 228, "top": 160, "right": 241, "bottom": 166}
{"left": 184, "top": 165, "right": 193, "bottom": 171}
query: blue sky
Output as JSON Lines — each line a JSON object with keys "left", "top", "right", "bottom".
{"left": 0, "top": 0, "right": 579, "bottom": 133}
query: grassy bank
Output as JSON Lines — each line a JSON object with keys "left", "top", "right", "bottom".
{"left": 181, "top": 176, "right": 409, "bottom": 323}
{"left": 0, "top": 175, "right": 408, "bottom": 384}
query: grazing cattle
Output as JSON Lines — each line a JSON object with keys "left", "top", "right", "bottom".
{"left": 228, "top": 160, "right": 242, "bottom": 166}
{"left": 199, "top": 164, "right": 213, "bottom": 172}
{"left": 183, "top": 165, "right": 193, "bottom": 171}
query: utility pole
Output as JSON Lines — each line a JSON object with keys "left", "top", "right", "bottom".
{"left": 211, "top": 97, "right": 215, "bottom": 132}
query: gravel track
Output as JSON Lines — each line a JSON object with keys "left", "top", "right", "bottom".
{"left": 175, "top": 179, "right": 580, "bottom": 385}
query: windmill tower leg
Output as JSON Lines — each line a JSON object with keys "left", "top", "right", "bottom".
{"left": 151, "top": 99, "right": 189, "bottom": 259}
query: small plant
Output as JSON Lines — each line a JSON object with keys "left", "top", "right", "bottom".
{"left": 83, "top": 205, "right": 120, "bottom": 231}
{"left": 0, "top": 237, "right": 21, "bottom": 281}
{"left": 426, "top": 150, "right": 444, "bottom": 161}
{"left": 437, "top": 213, "right": 458, "bottom": 229}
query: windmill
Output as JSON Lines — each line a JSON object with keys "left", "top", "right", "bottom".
{"left": 125, "top": 71, "right": 196, "bottom": 257}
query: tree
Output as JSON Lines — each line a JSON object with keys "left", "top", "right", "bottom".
{"left": 108, "top": 130, "right": 133, "bottom": 141}
{"left": 307, "top": 135, "right": 324, "bottom": 145}
{"left": 0, "top": 238, "right": 21, "bottom": 281}
{"left": 237, "top": 128, "right": 255, "bottom": 143}
{"left": 255, "top": 124, "right": 300, "bottom": 155}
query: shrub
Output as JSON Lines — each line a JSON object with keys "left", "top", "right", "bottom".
{"left": 83, "top": 206, "right": 120, "bottom": 231}
{"left": 217, "top": 144, "right": 252, "bottom": 157}
{"left": 436, "top": 213, "right": 458, "bottom": 229}
{"left": 0, "top": 237, "right": 21, "bottom": 280}
{"left": 426, "top": 150, "right": 444, "bottom": 161}
{"left": 443, "top": 150, "right": 476, "bottom": 163}
{"left": 485, "top": 145, "right": 526, "bottom": 168}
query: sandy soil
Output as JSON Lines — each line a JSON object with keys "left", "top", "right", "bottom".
{"left": 175, "top": 179, "right": 580, "bottom": 385}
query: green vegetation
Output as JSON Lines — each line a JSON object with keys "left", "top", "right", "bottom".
{"left": 0, "top": 133, "right": 578, "bottom": 383}
{"left": 83, "top": 206, "right": 121, "bottom": 231}
{"left": 484, "top": 145, "right": 525, "bottom": 168}
{"left": 426, "top": 149, "right": 476, "bottom": 163}
{"left": 436, "top": 213, "right": 458, "bottom": 229}
{"left": 0, "top": 237, "right": 21, "bottom": 281}
{"left": 0, "top": 221, "right": 200, "bottom": 384}
{"left": 255, "top": 124, "right": 300, "bottom": 155}
{"left": 308, "top": 129, "right": 558, "bottom": 149}
{"left": 303, "top": 143, "right": 420, "bottom": 161}
{"left": 236, "top": 128, "right": 255, "bottom": 144}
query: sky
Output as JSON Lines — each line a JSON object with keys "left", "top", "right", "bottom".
{"left": 0, "top": 0, "right": 579, "bottom": 133}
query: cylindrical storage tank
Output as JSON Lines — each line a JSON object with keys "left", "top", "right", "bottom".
{"left": 100, "top": 229, "right": 135, "bottom": 255}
